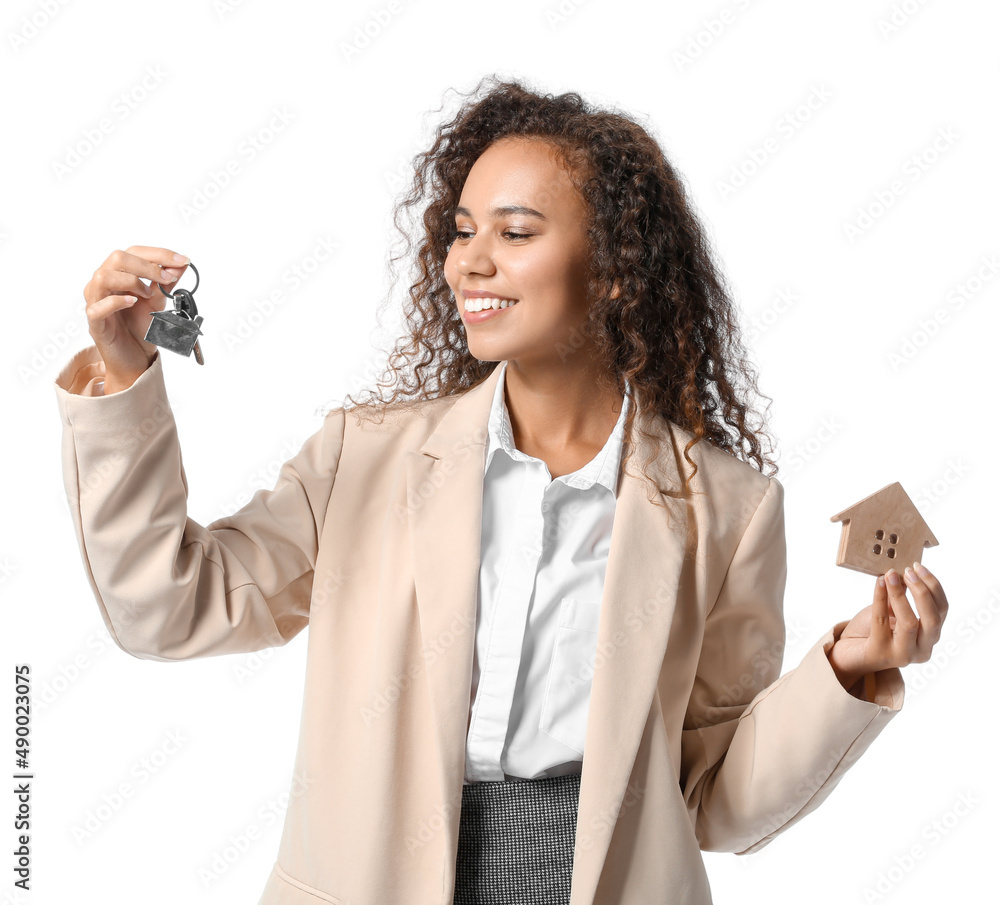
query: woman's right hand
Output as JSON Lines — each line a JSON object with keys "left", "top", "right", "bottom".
{"left": 84, "top": 246, "right": 191, "bottom": 394}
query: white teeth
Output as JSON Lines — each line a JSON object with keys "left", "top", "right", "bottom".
{"left": 464, "top": 297, "right": 519, "bottom": 311}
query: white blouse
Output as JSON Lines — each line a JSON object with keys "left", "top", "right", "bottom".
{"left": 464, "top": 361, "right": 633, "bottom": 784}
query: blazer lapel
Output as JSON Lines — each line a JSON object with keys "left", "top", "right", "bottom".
{"left": 406, "top": 363, "right": 691, "bottom": 903}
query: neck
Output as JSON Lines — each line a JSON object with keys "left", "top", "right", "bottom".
{"left": 502, "top": 358, "right": 625, "bottom": 454}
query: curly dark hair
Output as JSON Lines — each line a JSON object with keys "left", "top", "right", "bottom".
{"left": 327, "top": 74, "right": 778, "bottom": 504}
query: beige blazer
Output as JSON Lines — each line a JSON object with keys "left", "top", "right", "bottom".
{"left": 54, "top": 344, "right": 904, "bottom": 905}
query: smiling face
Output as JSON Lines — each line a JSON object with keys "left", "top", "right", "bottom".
{"left": 444, "top": 136, "right": 596, "bottom": 368}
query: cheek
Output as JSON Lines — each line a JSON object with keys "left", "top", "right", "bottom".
{"left": 506, "top": 253, "right": 552, "bottom": 299}
{"left": 515, "top": 248, "right": 578, "bottom": 292}
{"left": 514, "top": 259, "right": 581, "bottom": 315}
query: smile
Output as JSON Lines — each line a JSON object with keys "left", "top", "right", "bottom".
{"left": 461, "top": 296, "right": 520, "bottom": 325}
{"left": 464, "top": 297, "right": 519, "bottom": 311}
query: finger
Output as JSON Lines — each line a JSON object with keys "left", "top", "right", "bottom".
{"left": 885, "top": 568, "right": 919, "bottom": 660}
{"left": 871, "top": 574, "right": 892, "bottom": 646}
{"left": 86, "top": 267, "right": 161, "bottom": 301}
{"left": 148, "top": 265, "right": 188, "bottom": 299}
{"left": 100, "top": 247, "right": 189, "bottom": 295}
{"left": 86, "top": 293, "right": 140, "bottom": 334}
{"left": 913, "top": 562, "right": 949, "bottom": 621}
{"left": 903, "top": 564, "right": 943, "bottom": 658}
{"left": 121, "top": 244, "right": 190, "bottom": 272}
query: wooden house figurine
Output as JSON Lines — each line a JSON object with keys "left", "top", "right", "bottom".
{"left": 829, "top": 481, "right": 939, "bottom": 576}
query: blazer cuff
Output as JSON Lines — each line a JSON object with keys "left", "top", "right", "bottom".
{"left": 54, "top": 344, "right": 166, "bottom": 428}
{"left": 733, "top": 621, "right": 904, "bottom": 855}
{"left": 826, "top": 619, "right": 905, "bottom": 707}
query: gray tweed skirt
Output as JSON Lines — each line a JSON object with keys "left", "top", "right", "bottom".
{"left": 452, "top": 772, "right": 582, "bottom": 905}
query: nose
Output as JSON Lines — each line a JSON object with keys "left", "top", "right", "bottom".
{"left": 452, "top": 232, "right": 496, "bottom": 277}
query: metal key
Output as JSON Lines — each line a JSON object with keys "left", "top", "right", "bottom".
{"left": 144, "top": 261, "right": 206, "bottom": 365}
{"left": 173, "top": 287, "right": 205, "bottom": 365}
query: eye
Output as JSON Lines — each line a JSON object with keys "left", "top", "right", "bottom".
{"left": 448, "top": 229, "right": 531, "bottom": 241}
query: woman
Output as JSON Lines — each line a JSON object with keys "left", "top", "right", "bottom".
{"left": 55, "top": 77, "right": 948, "bottom": 905}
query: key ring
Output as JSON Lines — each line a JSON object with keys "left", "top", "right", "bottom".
{"left": 158, "top": 261, "right": 200, "bottom": 317}
{"left": 144, "top": 260, "right": 205, "bottom": 365}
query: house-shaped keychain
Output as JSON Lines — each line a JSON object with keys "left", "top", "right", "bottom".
{"left": 829, "top": 481, "right": 939, "bottom": 576}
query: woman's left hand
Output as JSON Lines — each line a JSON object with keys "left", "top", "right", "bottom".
{"left": 827, "top": 562, "right": 949, "bottom": 696}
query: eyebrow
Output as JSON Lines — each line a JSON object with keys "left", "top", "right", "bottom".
{"left": 454, "top": 204, "right": 548, "bottom": 221}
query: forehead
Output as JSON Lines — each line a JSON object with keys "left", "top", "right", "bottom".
{"left": 458, "top": 137, "right": 585, "bottom": 218}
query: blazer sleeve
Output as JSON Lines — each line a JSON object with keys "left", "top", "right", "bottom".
{"left": 679, "top": 475, "right": 905, "bottom": 855}
{"left": 53, "top": 343, "right": 346, "bottom": 662}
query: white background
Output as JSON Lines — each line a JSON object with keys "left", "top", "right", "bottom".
{"left": 3, "top": 0, "right": 998, "bottom": 902}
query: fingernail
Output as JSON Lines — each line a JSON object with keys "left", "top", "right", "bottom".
{"left": 173, "top": 253, "right": 189, "bottom": 264}
{"left": 161, "top": 267, "right": 181, "bottom": 280}
{"left": 124, "top": 295, "right": 137, "bottom": 304}
{"left": 904, "top": 566, "right": 917, "bottom": 583}
{"left": 914, "top": 561, "right": 929, "bottom": 576}
{"left": 887, "top": 569, "right": 901, "bottom": 586}
{"left": 877, "top": 575, "right": 885, "bottom": 588}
